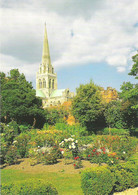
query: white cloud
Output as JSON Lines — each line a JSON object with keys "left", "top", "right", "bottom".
{"left": 0, "top": 0, "right": 138, "bottom": 81}
{"left": 117, "top": 67, "right": 126, "bottom": 73}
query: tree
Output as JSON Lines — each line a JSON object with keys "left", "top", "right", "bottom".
{"left": 72, "top": 81, "right": 105, "bottom": 132}
{"left": 1, "top": 69, "right": 46, "bottom": 128}
{"left": 128, "top": 52, "right": 138, "bottom": 79}
{"left": 119, "top": 53, "right": 138, "bottom": 129}
{"left": 104, "top": 100, "right": 126, "bottom": 129}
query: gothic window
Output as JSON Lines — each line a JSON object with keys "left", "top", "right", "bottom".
{"left": 52, "top": 68, "right": 54, "bottom": 74}
{"left": 52, "top": 79, "right": 54, "bottom": 89}
{"left": 39, "top": 79, "right": 42, "bottom": 88}
{"left": 43, "top": 79, "right": 46, "bottom": 88}
{"left": 49, "top": 79, "right": 51, "bottom": 88}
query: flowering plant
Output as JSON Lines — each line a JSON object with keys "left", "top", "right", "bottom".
{"left": 73, "top": 156, "right": 83, "bottom": 169}
{"left": 59, "top": 136, "right": 79, "bottom": 157}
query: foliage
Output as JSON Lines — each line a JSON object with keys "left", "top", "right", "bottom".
{"left": 94, "top": 135, "right": 137, "bottom": 161}
{"left": 19, "top": 124, "right": 31, "bottom": 133}
{"left": 1, "top": 69, "right": 46, "bottom": 128}
{"left": 1, "top": 121, "right": 20, "bottom": 144}
{"left": 29, "top": 145, "right": 61, "bottom": 165}
{"left": 128, "top": 52, "right": 138, "bottom": 79}
{"left": 1, "top": 179, "right": 58, "bottom": 195}
{"left": 104, "top": 100, "right": 126, "bottom": 128}
{"left": 72, "top": 81, "right": 105, "bottom": 132}
{"left": 55, "top": 122, "right": 88, "bottom": 137}
{"left": 102, "top": 127, "right": 129, "bottom": 136}
{"left": 84, "top": 146, "right": 119, "bottom": 166}
{"left": 15, "top": 133, "right": 31, "bottom": 158}
{"left": 73, "top": 156, "right": 83, "bottom": 169}
{"left": 5, "top": 145, "right": 20, "bottom": 165}
{"left": 46, "top": 107, "right": 67, "bottom": 125}
{"left": 81, "top": 166, "right": 115, "bottom": 195}
{"left": 59, "top": 136, "right": 79, "bottom": 157}
{"left": 110, "top": 162, "right": 138, "bottom": 192}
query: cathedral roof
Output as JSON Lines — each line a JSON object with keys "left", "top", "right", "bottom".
{"left": 50, "top": 89, "right": 65, "bottom": 98}
{"left": 36, "top": 89, "right": 46, "bottom": 98}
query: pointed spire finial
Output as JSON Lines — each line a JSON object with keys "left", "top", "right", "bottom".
{"left": 42, "top": 23, "right": 51, "bottom": 66}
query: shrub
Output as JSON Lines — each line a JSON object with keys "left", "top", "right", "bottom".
{"left": 2, "top": 121, "right": 20, "bottom": 144}
{"left": 5, "top": 145, "right": 20, "bottom": 165}
{"left": 103, "top": 128, "right": 129, "bottom": 136}
{"left": 74, "top": 156, "right": 83, "bottom": 169}
{"left": 19, "top": 124, "right": 31, "bottom": 132}
{"left": 1, "top": 179, "right": 58, "bottom": 195}
{"left": 110, "top": 162, "right": 138, "bottom": 192}
{"left": 15, "top": 133, "right": 31, "bottom": 157}
{"left": 29, "top": 145, "right": 61, "bottom": 165}
{"left": 81, "top": 166, "right": 115, "bottom": 195}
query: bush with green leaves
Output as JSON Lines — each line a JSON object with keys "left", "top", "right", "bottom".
{"left": 14, "top": 133, "right": 31, "bottom": 158}
{"left": 2, "top": 121, "right": 20, "bottom": 144}
{"left": 110, "top": 162, "right": 138, "bottom": 192}
{"left": 5, "top": 145, "right": 20, "bottom": 165}
{"left": 29, "top": 145, "right": 61, "bottom": 165}
{"left": 81, "top": 166, "right": 115, "bottom": 195}
{"left": 1, "top": 179, "right": 58, "bottom": 195}
{"left": 102, "top": 128, "right": 130, "bottom": 136}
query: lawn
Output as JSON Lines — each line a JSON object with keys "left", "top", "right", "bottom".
{"left": 1, "top": 168, "right": 83, "bottom": 195}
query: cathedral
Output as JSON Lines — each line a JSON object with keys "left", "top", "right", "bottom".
{"left": 36, "top": 25, "right": 74, "bottom": 107}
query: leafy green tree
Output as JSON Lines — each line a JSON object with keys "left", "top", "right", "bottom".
{"left": 72, "top": 81, "right": 105, "bottom": 132}
{"left": 128, "top": 53, "right": 138, "bottom": 79}
{"left": 1, "top": 69, "right": 46, "bottom": 128}
{"left": 120, "top": 53, "right": 138, "bottom": 129}
{"left": 104, "top": 100, "right": 126, "bottom": 129}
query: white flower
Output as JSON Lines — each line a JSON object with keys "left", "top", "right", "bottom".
{"left": 72, "top": 145, "right": 76, "bottom": 149}
{"left": 7, "top": 125, "right": 9, "bottom": 127}
{"left": 71, "top": 135, "right": 75, "bottom": 137}
{"left": 97, "top": 149, "right": 102, "bottom": 153}
{"left": 13, "top": 140, "right": 17, "bottom": 144}
{"left": 69, "top": 145, "right": 72, "bottom": 149}
{"left": 75, "top": 140, "right": 78, "bottom": 143}
{"left": 64, "top": 139, "right": 68, "bottom": 142}
{"left": 61, "top": 151, "right": 64, "bottom": 154}
{"left": 71, "top": 142, "right": 75, "bottom": 146}
{"left": 111, "top": 161, "right": 114, "bottom": 164}
{"left": 106, "top": 149, "right": 109, "bottom": 153}
{"left": 123, "top": 151, "right": 126, "bottom": 154}
{"left": 38, "top": 146, "right": 40, "bottom": 149}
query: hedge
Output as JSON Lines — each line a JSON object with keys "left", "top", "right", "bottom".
{"left": 1, "top": 179, "right": 58, "bottom": 195}
{"left": 81, "top": 166, "right": 115, "bottom": 195}
{"left": 102, "top": 128, "right": 130, "bottom": 136}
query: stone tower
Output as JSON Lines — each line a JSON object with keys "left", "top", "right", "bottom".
{"left": 36, "top": 24, "right": 57, "bottom": 97}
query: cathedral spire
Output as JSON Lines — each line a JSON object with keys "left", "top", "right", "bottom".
{"left": 42, "top": 23, "right": 51, "bottom": 66}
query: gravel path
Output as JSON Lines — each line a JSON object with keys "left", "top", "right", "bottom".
{"left": 114, "top": 187, "right": 138, "bottom": 195}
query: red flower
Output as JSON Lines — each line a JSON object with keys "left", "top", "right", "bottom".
{"left": 96, "top": 152, "right": 99, "bottom": 156}
{"left": 74, "top": 157, "right": 77, "bottom": 160}
{"left": 93, "top": 149, "right": 96, "bottom": 152}
{"left": 74, "top": 164, "right": 76, "bottom": 166}
{"left": 42, "top": 152, "right": 44, "bottom": 154}
{"left": 88, "top": 155, "right": 90, "bottom": 157}
{"left": 103, "top": 152, "right": 106, "bottom": 154}
{"left": 77, "top": 156, "right": 79, "bottom": 159}
{"left": 103, "top": 148, "right": 106, "bottom": 152}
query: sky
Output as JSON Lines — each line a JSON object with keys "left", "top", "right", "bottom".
{"left": 0, "top": 0, "right": 138, "bottom": 92}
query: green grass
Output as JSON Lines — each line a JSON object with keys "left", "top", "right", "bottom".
{"left": 1, "top": 169, "right": 83, "bottom": 195}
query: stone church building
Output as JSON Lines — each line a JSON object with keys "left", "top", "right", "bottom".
{"left": 36, "top": 25, "right": 74, "bottom": 107}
